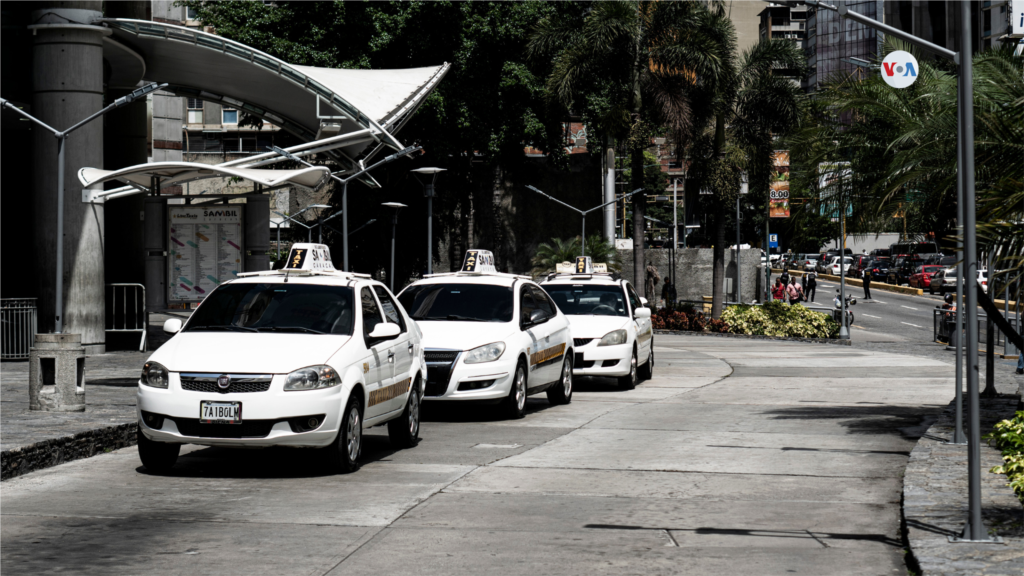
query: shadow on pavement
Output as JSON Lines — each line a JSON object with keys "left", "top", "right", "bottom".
{"left": 421, "top": 398, "right": 557, "bottom": 423}
{"left": 759, "top": 405, "right": 937, "bottom": 438}
{"left": 585, "top": 523, "right": 903, "bottom": 547}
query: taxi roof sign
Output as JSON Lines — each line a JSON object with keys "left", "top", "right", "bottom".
{"left": 284, "top": 243, "right": 335, "bottom": 271}
{"left": 461, "top": 249, "right": 497, "bottom": 274}
{"left": 555, "top": 257, "right": 608, "bottom": 274}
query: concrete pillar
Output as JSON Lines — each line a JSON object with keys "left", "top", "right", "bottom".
{"left": 144, "top": 197, "right": 167, "bottom": 311}
{"left": 245, "top": 195, "right": 271, "bottom": 272}
{"left": 31, "top": 3, "right": 107, "bottom": 354}
{"left": 604, "top": 145, "right": 615, "bottom": 242}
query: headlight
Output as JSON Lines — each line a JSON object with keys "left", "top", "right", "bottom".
{"left": 598, "top": 329, "right": 627, "bottom": 347}
{"left": 141, "top": 361, "right": 169, "bottom": 388}
{"left": 463, "top": 342, "right": 506, "bottom": 364}
{"left": 285, "top": 365, "right": 340, "bottom": 391}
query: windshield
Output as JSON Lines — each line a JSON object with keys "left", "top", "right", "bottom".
{"left": 398, "top": 283, "right": 514, "bottom": 322}
{"left": 542, "top": 284, "right": 628, "bottom": 317}
{"left": 185, "top": 283, "right": 354, "bottom": 335}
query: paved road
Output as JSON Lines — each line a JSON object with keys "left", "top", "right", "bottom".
{"left": 1, "top": 335, "right": 953, "bottom": 575}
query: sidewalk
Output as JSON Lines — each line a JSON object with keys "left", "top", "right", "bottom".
{"left": 1, "top": 352, "right": 146, "bottom": 479}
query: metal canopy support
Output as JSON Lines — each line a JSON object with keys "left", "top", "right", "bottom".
{"left": 524, "top": 186, "right": 643, "bottom": 257}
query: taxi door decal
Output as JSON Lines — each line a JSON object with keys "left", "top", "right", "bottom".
{"left": 529, "top": 343, "right": 566, "bottom": 368}
{"left": 368, "top": 377, "right": 411, "bottom": 407}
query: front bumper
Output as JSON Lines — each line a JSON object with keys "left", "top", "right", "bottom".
{"left": 137, "top": 373, "right": 344, "bottom": 448}
{"left": 423, "top": 351, "right": 516, "bottom": 402}
{"left": 572, "top": 342, "right": 630, "bottom": 377}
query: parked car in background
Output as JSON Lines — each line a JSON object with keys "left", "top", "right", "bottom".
{"left": 866, "top": 257, "right": 891, "bottom": 283}
{"left": 802, "top": 255, "right": 820, "bottom": 272}
{"left": 827, "top": 256, "right": 852, "bottom": 276}
{"left": 887, "top": 258, "right": 925, "bottom": 286}
{"left": 792, "top": 254, "right": 815, "bottom": 271}
{"left": 978, "top": 269, "right": 988, "bottom": 294}
{"left": 908, "top": 264, "right": 945, "bottom": 290}
{"left": 848, "top": 254, "right": 873, "bottom": 278}
{"left": 870, "top": 248, "right": 890, "bottom": 258}
{"left": 929, "top": 267, "right": 957, "bottom": 294}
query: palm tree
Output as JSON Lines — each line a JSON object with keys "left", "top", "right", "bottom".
{"left": 530, "top": 235, "right": 622, "bottom": 277}
{"left": 529, "top": 1, "right": 733, "bottom": 298}
{"left": 688, "top": 35, "right": 807, "bottom": 317}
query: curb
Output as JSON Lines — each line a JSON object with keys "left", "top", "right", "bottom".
{"left": 1, "top": 422, "right": 137, "bottom": 481}
{"left": 771, "top": 268, "right": 924, "bottom": 296}
{"left": 654, "top": 329, "right": 851, "bottom": 346}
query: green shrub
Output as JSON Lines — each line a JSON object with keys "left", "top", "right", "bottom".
{"left": 984, "top": 411, "right": 1024, "bottom": 505}
{"left": 721, "top": 301, "right": 839, "bottom": 339}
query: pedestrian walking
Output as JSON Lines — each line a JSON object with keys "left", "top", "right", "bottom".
{"left": 862, "top": 269, "right": 872, "bottom": 300}
{"left": 645, "top": 262, "right": 661, "bottom": 305}
{"left": 661, "top": 280, "right": 677, "bottom": 309}
{"left": 780, "top": 269, "right": 790, "bottom": 287}
{"left": 806, "top": 272, "right": 817, "bottom": 302}
{"left": 786, "top": 278, "right": 801, "bottom": 305}
{"left": 772, "top": 278, "right": 786, "bottom": 301}
{"left": 793, "top": 278, "right": 804, "bottom": 304}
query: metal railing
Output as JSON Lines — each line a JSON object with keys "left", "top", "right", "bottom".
{"left": 106, "top": 284, "right": 147, "bottom": 352}
{"left": 933, "top": 308, "right": 1021, "bottom": 350}
{"left": 1, "top": 298, "right": 37, "bottom": 360}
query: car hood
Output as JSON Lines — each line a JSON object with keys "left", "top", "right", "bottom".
{"left": 150, "top": 332, "right": 351, "bottom": 373}
{"left": 417, "top": 321, "right": 518, "bottom": 351}
{"left": 563, "top": 315, "right": 631, "bottom": 338}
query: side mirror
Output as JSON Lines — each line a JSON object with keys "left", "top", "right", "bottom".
{"left": 640, "top": 297, "right": 649, "bottom": 306}
{"left": 368, "top": 322, "right": 401, "bottom": 340}
{"left": 526, "top": 308, "right": 549, "bottom": 327}
{"left": 163, "top": 318, "right": 182, "bottom": 334}
{"left": 635, "top": 307, "right": 651, "bottom": 319}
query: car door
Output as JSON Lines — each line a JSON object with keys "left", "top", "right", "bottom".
{"left": 520, "top": 285, "right": 557, "bottom": 386}
{"left": 529, "top": 285, "right": 569, "bottom": 385}
{"left": 359, "top": 286, "right": 391, "bottom": 421}
{"left": 625, "top": 283, "right": 652, "bottom": 360}
{"left": 373, "top": 285, "right": 413, "bottom": 415}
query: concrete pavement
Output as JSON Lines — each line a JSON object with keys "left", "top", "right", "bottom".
{"left": 1, "top": 335, "right": 955, "bottom": 575}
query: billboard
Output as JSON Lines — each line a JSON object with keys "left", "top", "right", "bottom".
{"left": 818, "top": 162, "right": 853, "bottom": 220}
{"left": 770, "top": 151, "right": 790, "bottom": 218}
{"left": 1013, "top": 0, "right": 1024, "bottom": 36}
{"left": 168, "top": 206, "right": 244, "bottom": 302}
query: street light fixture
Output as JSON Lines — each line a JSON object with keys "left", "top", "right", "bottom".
{"left": 270, "top": 145, "right": 421, "bottom": 271}
{"left": 0, "top": 82, "right": 167, "bottom": 334}
{"left": 382, "top": 203, "right": 407, "bottom": 292}
{"left": 292, "top": 204, "right": 331, "bottom": 242}
{"left": 412, "top": 167, "right": 446, "bottom": 275}
{"left": 524, "top": 186, "right": 644, "bottom": 256}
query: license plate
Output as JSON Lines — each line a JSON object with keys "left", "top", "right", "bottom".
{"left": 199, "top": 401, "right": 241, "bottom": 424}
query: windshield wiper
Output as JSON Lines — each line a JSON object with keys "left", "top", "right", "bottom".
{"left": 258, "top": 326, "right": 325, "bottom": 334}
{"left": 188, "top": 325, "right": 259, "bottom": 333}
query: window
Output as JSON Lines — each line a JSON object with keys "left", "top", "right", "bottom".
{"left": 361, "top": 288, "right": 384, "bottom": 342}
{"left": 186, "top": 6, "right": 198, "bottom": 20}
{"left": 187, "top": 98, "right": 203, "bottom": 124}
{"left": 222, "top": 109, "right": 239, "bottom": 124}
{"left": 372, "top": 286, "right": 406, "bottom": 332}
{"left": 184, "top": 283, "right": 354, "bottom": 335}
{"left": 626, "top": 285, "right": 642, "bottom": 315}
{"left": 519, "top": 288, "right": 537, "bottom": 324}
{"left": 530, "top": 286, "right": 555, "bottom": 318}
{"left": 397, "top": 283, "right": 514, "bottom": 323}
{"left": 541, "top": 284, "right": 627, "bottom": 317}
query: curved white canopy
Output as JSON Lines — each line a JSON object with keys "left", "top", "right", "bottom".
{"left": 97, "top": 18, "right": 448, "bottom": 161}
{"left": 79, "top": 162, "right": 330, "bottom": 192}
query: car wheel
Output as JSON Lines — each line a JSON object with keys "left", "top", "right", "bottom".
{"left": 388, "top": 377, "right": 421, "bottom": 448}
{"left": 638, "top": 344, "right": 654, "bottom": 381}
{"left": 324, "top": 397, "right": 362, "bottom": 474}
{"left": 546, "top": 355, "right": 573, "bottom": 405}
{"left": 137, "top": 428, "right": 180, "bottom": 474}
{"left": 503, "top": 360, "right": 528, "bottom": 419}
{"left": 618, "top": 349, "right": 637, "bottom": 390}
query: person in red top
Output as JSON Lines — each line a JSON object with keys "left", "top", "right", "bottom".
{"left": 772, "top": 278, "right": 786, "bottom": 301}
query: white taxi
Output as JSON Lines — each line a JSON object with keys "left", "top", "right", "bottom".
{"left": 136, "top": 244, "right": 425, "bottom": 474}
{"left": 539, "top": 257, "right": 653, "bottom": 389}
{"left": 396, "top": 250, "right": 573, "bottom": 419}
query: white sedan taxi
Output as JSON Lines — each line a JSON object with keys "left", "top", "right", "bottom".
{"left": 539, "top": 257, "right": 653, "bottom": 389}
{"left": 396, "top": 250, "right": 573, "bottom": 419}
{"left": 136, "top": 244, "right": 424, "bottom": 474}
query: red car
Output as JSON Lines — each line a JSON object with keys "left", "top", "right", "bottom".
{"left": 908, "top": 265, "right": 944, "bottom": 289}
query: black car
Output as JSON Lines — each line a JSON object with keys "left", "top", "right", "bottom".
{"left": 887, "top": 258, "right": 924, "bottom": 286}
{"left": 866, "top": 257, "right": 891, "bottom": 282}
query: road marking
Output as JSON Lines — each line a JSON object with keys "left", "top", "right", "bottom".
{"left": 863, "top": 314, "right": 881, "bottom": 319}
{"left": 901, "top": 305, "right": 918, "bottom": 311}
{"left": 901, "top": 322, "right": 923, "bottom": 328}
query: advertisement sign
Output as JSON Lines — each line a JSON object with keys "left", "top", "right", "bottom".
{"left": 769, "top": 151, "right": 790, "bottom": 218}
{"left": 818, "top": 162, "right": 853, "bottom": 219}
{"left": 881, "top": 50, "right": 919, "bottom": 89}
{"left": 1013, "top": 0, "right": 1023, "bottom": 36}
{"left": 168, "top": 206, "right": 244, "bottom": 302}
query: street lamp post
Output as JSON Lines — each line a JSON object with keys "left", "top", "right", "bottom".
{"left": 412, "top": 168, "right": 446, "bottom": 275}
{"left": 270, "top": 145, "right": 421, "bottom": 272}
{"left": 0, "top": 82, "right": 166, "bottom": 334}
{"left": 737, "top": 173, "right": 748, "bottom": 303}
{"left": 382, "top": 203, "right": 407, "bottom": 292}
{"left": 524, "top": 186, "right": 644, "bottom": 257}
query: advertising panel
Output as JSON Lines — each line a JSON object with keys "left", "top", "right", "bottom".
{"left": 770, "top": 151, "right": 790, "bottom": 218}
{"left": 818, "top": 162, "right": 853, "bottom": 220}
{"left": 168, "top": 206, "right": 244, "bottom": 302}
{"left": 1013, "top": 0, "right": 1024, "bottom": 36}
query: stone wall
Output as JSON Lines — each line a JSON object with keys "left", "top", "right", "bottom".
{"left": 617, "top": 248, "right": 762, "bottom": 304}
